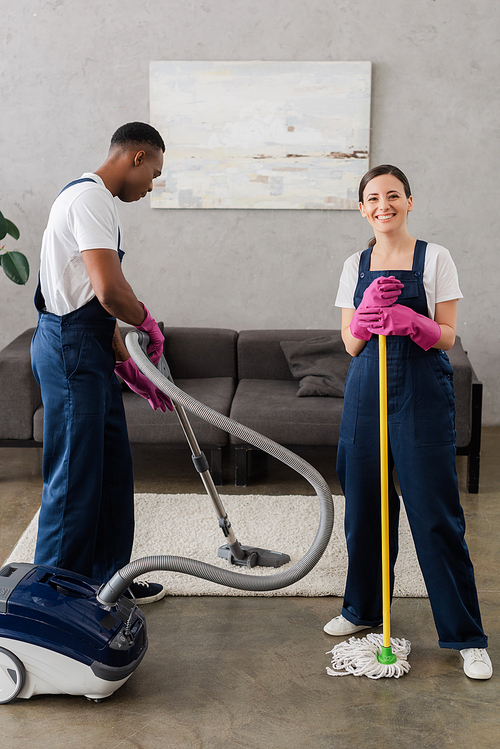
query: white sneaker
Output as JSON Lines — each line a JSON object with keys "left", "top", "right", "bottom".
{"left": 460, "top": 648, "right": 493, "bottom": 680}
{"left": 323, "top": 615, "right": 373, "bottom": 636}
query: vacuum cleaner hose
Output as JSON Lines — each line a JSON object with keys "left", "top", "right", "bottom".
{"left": 98, "top": 331, "right": 334, "bottom": 605}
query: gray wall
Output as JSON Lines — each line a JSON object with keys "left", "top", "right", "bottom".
{"left": 2, "top": 0, "right": 499, "bottom": 423}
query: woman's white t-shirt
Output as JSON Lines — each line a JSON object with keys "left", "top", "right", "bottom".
{"left": 39, "top": 173, "right": 121, "bottom": 315}
{"left": 335, "top": 243, "right": 463, "bottom": 320}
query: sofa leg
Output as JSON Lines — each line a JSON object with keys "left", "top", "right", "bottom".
{"left": 467, "top": 453, "right": 480, "bottom": 494}
{"left": 466, "top": 380, "right": 483, "bottom": 493}
{"left": 210, "top": 448, "right": 223, "bottom": 486}
{"left": 235, "top": 445, "right": 248, "bottom": 487}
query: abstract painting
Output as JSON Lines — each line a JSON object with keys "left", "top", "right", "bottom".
{"left": 150, "top": 61, "right": 371, "bottom": 209}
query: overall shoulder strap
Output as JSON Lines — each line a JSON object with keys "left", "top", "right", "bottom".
{"left": 358, "top": 247, "right": 372, "bottom": 273}
{"left": 58, "top": 177, "right": 97, "bottom": 197}
{"left": 412, "top": 240, "right": 427, "bottom": 272}
{"left": 57, "top": 177, "right": 123, "bottom": 258}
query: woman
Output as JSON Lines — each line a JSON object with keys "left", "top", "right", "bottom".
{"left": 324, "top": 165, "right": 491, "bottom": 680}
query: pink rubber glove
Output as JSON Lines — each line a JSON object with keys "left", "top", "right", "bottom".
{"left": 136, "top": 304, "right": 164, "bottom": 365}
{"left": 350, "top": 276, "right": 404, "bottom": 341}
{"left": 115, "top": 358, "right": 174, "bottom": 412}
{"left": 358, "top": 305, "right": 442, "bottom": 351}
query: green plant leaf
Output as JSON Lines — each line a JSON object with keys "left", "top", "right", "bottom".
{"left": 0, "top": 211, "right": 7, "bottom": 241}
{"left": 6, "top": 219, "right": 20, "bottom": 241}
{"left": 0, "top": 251, "right": 30, "bottom": 285}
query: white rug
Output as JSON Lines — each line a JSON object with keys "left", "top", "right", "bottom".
{"left": 5, "top": 493, "right": 426, "bottom": 598}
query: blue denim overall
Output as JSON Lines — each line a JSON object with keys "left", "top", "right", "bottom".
{"left": 31, "top": 178, "right": 134, "bottom": 585}
{"left": 336, "top": 240, "right": 487, "bottom": 649}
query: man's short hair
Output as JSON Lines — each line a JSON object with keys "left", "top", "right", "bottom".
{"left": 110, "top": 122, "right": 165, "bottom": 153}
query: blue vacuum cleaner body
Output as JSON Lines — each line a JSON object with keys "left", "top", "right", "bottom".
{"left": 0, "top": 563, "right": 147, "bottom": 703}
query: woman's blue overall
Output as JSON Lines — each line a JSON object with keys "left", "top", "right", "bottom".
{"left": 31, "top": 179, "right": 134, "bottom": 584}
{"left": 336, "top": 241, "right": 487, "bottom": 650}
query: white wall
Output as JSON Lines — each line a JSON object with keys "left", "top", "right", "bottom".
{"left": 2, "top": 0, "right": 499, "bottom": 422}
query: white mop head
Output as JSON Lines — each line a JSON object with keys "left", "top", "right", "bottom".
{"left": 326, "top": 632, "right": 411, "bottom": 679}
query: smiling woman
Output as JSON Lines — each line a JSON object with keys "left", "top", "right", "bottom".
{"left": 324, "top": 163, "right": 492, "bottom": 680}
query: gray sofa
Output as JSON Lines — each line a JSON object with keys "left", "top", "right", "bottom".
{"left": 0, "top": 327, "right": 482, "bottom": 492}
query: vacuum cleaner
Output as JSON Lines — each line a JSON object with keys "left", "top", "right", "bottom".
{"left": 0, "top": 331, "right": 334, "bottom": 704}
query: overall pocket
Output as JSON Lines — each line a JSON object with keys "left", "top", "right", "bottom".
{"left": 338, "top": 358, "right": 361, "bottom": 444}
{"left": 397, "top": 279, "right": 419, "bottom": 302}
{"left": 413, "top": 352, "right": 456, "bottom": 446}
{"left": 63, "top": 328, "right": 115, "bottom": 416}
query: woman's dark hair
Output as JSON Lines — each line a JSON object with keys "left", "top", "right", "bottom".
{"left": 358, "top": 164, "right": 412, "bottom": 247}
{"left": 110, "top": 122, "right": 165, "bottom": 153}
{"left": 358, "top": 164, "right": 411, "bottom": 203}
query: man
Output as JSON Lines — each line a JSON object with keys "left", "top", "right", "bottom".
{"left": 31, "top": 122, "right": 171, "bottom": 604}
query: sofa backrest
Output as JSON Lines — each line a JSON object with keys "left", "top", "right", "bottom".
{"left": 163, "top": 327, "right": 238, "bottom": 380}
{"left": 237, "top": 329, "right": 346, "bottom": 380}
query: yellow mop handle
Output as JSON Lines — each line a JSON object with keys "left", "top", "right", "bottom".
{"left": 378, "top": 334, "right": 391, "bottom": 650}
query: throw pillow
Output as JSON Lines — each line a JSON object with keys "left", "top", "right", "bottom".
{"left": 280, "top": 334, "right": 351, "bottom": 397}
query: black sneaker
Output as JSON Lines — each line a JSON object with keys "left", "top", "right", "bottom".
{"left": 125, "top": 580, "right": 166, "bottom": 604}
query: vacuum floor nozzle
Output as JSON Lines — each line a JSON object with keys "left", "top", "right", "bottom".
{"left": 218, "top": 543, "right": 291, "bottom": 568}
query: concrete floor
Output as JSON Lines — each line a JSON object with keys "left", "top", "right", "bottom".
{"left": 0, "top": 431, "right": 498, "bottom": 749}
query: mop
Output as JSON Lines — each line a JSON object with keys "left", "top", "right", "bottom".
{"left": 326, "top": 334, "right": 411, "bottom": 678}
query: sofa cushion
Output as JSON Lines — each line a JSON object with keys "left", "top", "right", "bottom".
{"left": 229, "top": 379, "right": 344, "bottom": 445}
{"left": 280, "top": 334, "right": 351, "bottom": 397}
{"left": 118, "top": 325, "right": 238, "bottom": 380}
{"left": 163, "top": 327, "right": 238, "bottom": 379}
{"left": 237, "top": 329, "right": 336, "bottom": 380}
{"left": 122, "top": 378, "right": 234, "bottom": 446}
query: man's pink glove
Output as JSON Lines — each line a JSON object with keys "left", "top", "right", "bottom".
{"left": 350, "top": 276, "right": 404, "bottom": 341}
{"left": 115, "top": 358, "right": 174, "bottom": 412}
{"left": 136, "top": 304, "right": 164, "bottom": 365}
{"left": 357, "top": 305, "right": 442, "bottom": 351}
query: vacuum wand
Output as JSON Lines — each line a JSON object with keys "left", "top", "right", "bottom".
{"left": 137, "top": 332, "right": 290, "bottom": 570}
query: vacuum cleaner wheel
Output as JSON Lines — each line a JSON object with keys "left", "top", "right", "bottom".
{"left": 0, "top": 647, "right": 26, "bottom": 704}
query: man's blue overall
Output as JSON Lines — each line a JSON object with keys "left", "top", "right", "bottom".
{"left": 31, "top": 178, "right": 134, "bottom": 585}
{"left": 336, "top": 240, "right": 487, "bottom": 649}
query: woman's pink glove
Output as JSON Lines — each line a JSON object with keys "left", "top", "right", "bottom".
{"left": 136, "top": 304, "right": 164, "bottom": 365}
{"left": 350, "top": 276, "right": 404, "bottom": 341}
{"left": 115, "top": 358, "right": 174, "bottom": 412}
{"left": 357, "top": 305, "right": 442, "bottom": 351}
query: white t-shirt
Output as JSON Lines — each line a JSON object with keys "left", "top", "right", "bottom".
{"left": 335, "top": 243, "right": 463, "bottom": 320}
{"left": 39, "top": 173, "right": 121, "bottom": 315}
